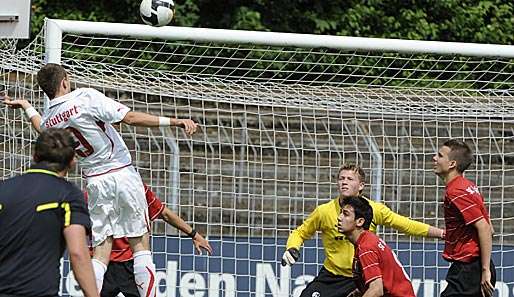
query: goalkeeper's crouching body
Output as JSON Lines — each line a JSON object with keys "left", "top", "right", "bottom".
{"left": 282, "top": 163, "right": 445, "bottom": 297}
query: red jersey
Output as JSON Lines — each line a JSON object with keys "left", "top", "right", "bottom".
{"left": 353, "top": 231, "right": 415, "bottom": 297}
{"left": 443, "top": 175, "right": 490, "bottom": 262}
{"left": 110, "top": 184, "right": 164, "bottom": 262}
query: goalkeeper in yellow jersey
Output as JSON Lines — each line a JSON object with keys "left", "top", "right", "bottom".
{"left": 282, "top": 163, "right": 445, "bottom": 297}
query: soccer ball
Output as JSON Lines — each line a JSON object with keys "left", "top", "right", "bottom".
{"left": 140, "top": 0, "right": 175, "bottom": 27}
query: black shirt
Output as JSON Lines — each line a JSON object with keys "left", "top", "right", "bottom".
{"left": 0, "top": 166, "right": 90, "bottom": 297}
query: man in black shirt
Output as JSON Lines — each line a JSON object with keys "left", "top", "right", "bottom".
{"left": 0, "top": 128, "right": 98, "bottom": 297}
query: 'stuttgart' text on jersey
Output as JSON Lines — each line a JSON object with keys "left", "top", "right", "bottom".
{"left": 41, "top": 88, "right": 131, "bottom": 177}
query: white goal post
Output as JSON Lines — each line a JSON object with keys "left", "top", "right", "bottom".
{"left": 44, "top": 19, "right": 514, "bottom": 63}
{"left": 1, "top": 18, "right": 514, "bottom": 297}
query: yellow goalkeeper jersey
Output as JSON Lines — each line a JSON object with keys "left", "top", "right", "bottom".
{"left": 285, "top": 196, "right": 430, "bottom": 277}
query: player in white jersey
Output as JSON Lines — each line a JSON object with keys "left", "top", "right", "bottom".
{"left": 42, "top": 87, "right": 135, "bottom": 176}
{"left": 3, "top": 63, "right": 198, "bottom": 297}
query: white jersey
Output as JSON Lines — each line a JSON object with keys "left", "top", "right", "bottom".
{"left": 40, "top": 88, "right": 132, "bottom": 177}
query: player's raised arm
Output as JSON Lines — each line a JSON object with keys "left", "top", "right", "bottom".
{"left": 122, "top": 111, "right": 198, "bottom": 135}
{"left": 84, "top": 88, "right": 198, "bottom": 135}
{"left": 2, "top": 93, "right": 43, "bottom": 133}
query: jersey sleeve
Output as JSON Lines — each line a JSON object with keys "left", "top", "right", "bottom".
{"left": 449, "top": 190, "right": 485, "bottom": 225}
{"left": 64, "top": 185, "right": 91, "bottom": 230}
{"left": 358, "top": 246, "right": 383, "bottom": 285}
{"left": 286, "top": 206, "right": 322, "bottom": 250}
{"left": 144, "top": 184, "right": 165, "bottom": 221}
{"left": 370, "top": 200, "right": 429, "bottom": 237}
{"left": 84, "top": 88, "right": 130, "bottom": 123}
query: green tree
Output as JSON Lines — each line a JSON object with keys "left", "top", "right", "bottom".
{"left": 28, "top": 0, "right": 514, "bottom": 44}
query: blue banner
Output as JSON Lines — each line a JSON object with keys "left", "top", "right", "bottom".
{"left": 61, "top": 237, "right": 514, "bottom": 297}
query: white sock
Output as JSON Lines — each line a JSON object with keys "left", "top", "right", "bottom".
{"left": 91, "top": 259, "right": 107, "bottom": 293}
{"left": 133, "top": 250, "right": 156, "bottom": 297}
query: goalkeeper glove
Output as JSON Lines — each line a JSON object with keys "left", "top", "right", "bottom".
{"left": 281, "top": 248, "right": 300, "bottom": 266}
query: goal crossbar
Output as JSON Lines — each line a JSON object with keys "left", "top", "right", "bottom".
{"left": 45, "top": 18, "right": 514, "bottom": 65}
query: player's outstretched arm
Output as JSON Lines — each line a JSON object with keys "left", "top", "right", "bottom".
{"left": 474, "top": 218, "right": 494, "bottom": 297}
{"left": 2, "top": 94, "right": 43, "bottom": 133}
{"left": 284, "top": 206, "right": 321, "bottom": 252}
{"left": 64, "top": 224, "right": 99, "bottom": 297}
{"left": 281, "top": 207, "right": 323, "bottom": 266}
{"left": 427, "top": 226, "right": 445, "bottom": 239}
{"left": 362, "top": 278, "right": 384, "bottom": 297}
{"left": 159, "top": 206, "right": 213, "bottom": 255}
{"left": 373, "top": 200, "right": 444, "bottom": 239}
{"left": 122, "top": 111, "right": 198, "bottom": 135}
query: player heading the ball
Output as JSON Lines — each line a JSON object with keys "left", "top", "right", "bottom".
{"left": 3, "top": 63, "right": 197, "bottom": 297}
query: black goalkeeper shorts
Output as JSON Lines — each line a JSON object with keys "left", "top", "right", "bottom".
{"left": 101, "top": 260, "right": 139, "bottom": 297}
{"left": 441, "top": 258, "right": 496, "bottom": 297}
{"left": 299, "top": 266, "right": 356, "bottom": 297}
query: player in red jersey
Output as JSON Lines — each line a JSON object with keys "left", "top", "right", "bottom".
{"left": 89, "top": 184, "right": 213, "bottom": 297}
{"left": 337, "top": 197, "right": 415, "bottom": 297}
{"left": 433, "top": 139, "right": 495, "bottom": 297}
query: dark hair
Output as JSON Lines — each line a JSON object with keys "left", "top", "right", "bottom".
{"left": 338, "top": 163, "right": 366, "bottom": 183}
{"left": 37, "top": 63, "right": 67, "bottom": 99}
{"left": 33, "top": 128, "right": 76, "bottom": 172}
{"left": 443, "top": 139, "right": 473, "bottom": 173}
{"left": 342, "top": 197, "right": 373, "bottom": 230}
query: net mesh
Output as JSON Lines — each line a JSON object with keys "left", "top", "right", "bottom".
{"left": 1, "top": 24, "right": 514, "bottom": 296}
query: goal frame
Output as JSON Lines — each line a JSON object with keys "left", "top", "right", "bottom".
{"left": 44, "top": 18, "right": 514, "bottom": 66}
{"left": 34, "top": 18, "right": 514, "bottom": 297}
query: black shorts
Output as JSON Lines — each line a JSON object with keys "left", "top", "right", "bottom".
{"left": 101, "top": 260, "right": 139, "bottom": 297}
{"left": 441, "top": 258, "right": 496, "bottom": 297}
{"left": 300, "top": 266, "right": 356, "bottom": 297}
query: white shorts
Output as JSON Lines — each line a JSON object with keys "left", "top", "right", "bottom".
{"left": 86, "top": 166, "right": 149, "bottom": 247}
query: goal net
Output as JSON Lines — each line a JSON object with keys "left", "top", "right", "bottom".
{"left": 1, "top": 19, "right": 514, "bottom": 297}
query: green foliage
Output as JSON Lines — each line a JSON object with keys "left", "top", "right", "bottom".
{"left": 231, "top": 6, "right": 267, "bottom": 31}
{"left": 28, "top": 0, "right": 514, "bottom": 44}
{"left": 31, "top": 0, "right": 140, "bottom": 37}
{"left": 173, "top": 0, "right": 199, "bottom": 27}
